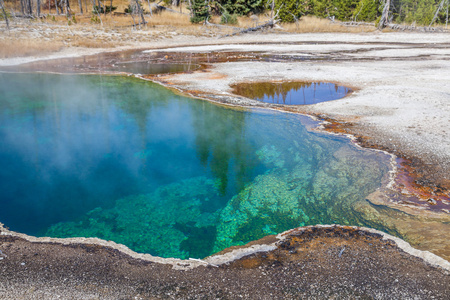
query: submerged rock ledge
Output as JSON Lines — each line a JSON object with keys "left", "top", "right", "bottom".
{"left": 1, "top": 224, "right": 448, "bottom": 299}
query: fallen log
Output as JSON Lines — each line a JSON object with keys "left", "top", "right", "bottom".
{"left": 386, "top": 23, "right": 446, "bottom": 32}
{"left": 221, "top": 19, "right": 278, "bottom": 38}
{"left": 341, "top": 21, "right": 375, "bottom": 27}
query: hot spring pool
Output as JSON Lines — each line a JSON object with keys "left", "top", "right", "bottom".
{"left": 0, "top": 73, "right": 390, "bottom": 259}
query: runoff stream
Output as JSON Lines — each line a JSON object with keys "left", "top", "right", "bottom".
{"left": 0, "top": 73, "right": 392, "bottom": 259}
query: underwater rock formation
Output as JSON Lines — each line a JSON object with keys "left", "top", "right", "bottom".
{"left": 47, "top": 177, "right": 221, "bottom": 259}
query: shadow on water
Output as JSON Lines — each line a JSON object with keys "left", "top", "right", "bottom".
{"left": 4, "top": 72, "right": 446, "bottom": 260}
{"left": 232, "top": 81, "right": 352, "bottom": 105}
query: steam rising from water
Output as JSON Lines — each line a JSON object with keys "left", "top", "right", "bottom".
{"left": 0, "top": 73, "right": 391, "bottom": 259}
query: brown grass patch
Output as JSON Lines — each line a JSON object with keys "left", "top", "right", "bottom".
{"left": 69, "top": 38, "right": 117, "bottom": 48}
{"left": 281, "top": 16, "right": 376, "bottom": 33}
{"left": 146, "top": 10, "right": 191, "bottom": 27}
{"left": 0, "top": 39, "right": 65, "bottom": 59}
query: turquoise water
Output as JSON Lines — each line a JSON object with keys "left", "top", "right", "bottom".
{"left": 0, "top": 73, "right": 390, "bottom": 259}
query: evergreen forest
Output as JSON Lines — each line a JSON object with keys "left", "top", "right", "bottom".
{"left": 190, "top": 0, "right": 449, "bottom": 26}
{"left": 1, "top": 0, "right": 449, "bottom": 28}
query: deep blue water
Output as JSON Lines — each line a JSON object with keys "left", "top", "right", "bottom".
{"left": 0, "top": 73, "right": 390, "bottom": 259}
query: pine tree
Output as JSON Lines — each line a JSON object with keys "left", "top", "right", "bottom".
{"left": 189, "top": 0, "right": 209, "bottom": 23}
{"left": 219, "top": 0, "right": 264, "bottom": 16}
{"left": 353, "top": 0, "right": 379, "bottom": 21}
{"left": 274, "top": 0, "right": 306, "bottom": 22}
{"left": 415, "top": 0, "right": 436, "bottom": 25}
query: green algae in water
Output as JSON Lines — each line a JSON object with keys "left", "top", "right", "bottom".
{"left": 0, "top": 73, "right": 390, "bottom": 259}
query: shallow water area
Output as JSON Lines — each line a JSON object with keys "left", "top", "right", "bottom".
{"left": 0, "top": 72, "right": 400, "bottom": 260}
{"left": 107, "top": 62, "right": 198, "bottom": 75}
{"left": 232, "top": 82, "right": 352, "bottom": 105}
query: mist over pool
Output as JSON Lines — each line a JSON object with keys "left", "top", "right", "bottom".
{"left": 0, "top": 73, "right": 391, "bottom": 259}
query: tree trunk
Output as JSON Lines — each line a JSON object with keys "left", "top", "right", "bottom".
{"left": 91, "top": 0, "right": 103, "bottom": 24}
{"left": 36, "top": 0, "right": 40, "bottom": 17}
{"left": 147, "top": 0, "right": 152, "bottom": 16}
{"left": 188, "top": 0, "right": 192, "bottom": 18}
{"left": 430, "top": 0, "right": 446, "bottom": 27}
{"left": 55, "top": 0, "right": 60, "bottom": 15}
{"left": 270, "top": 0, "right": 274, "bottom": 19}
{"left": 135, "top": 0, "right": 145, "bottom": 27}
{"left": 64, "top": 0, "right": 69, "bottom": 16}
{"left": 78, "top": 0, "right": 83, "bottom": 14}
{"left": 0, "top": 0, "right": 9, "bottom": 29}
{"left": 378, "top": 0, "right": 390, "bottom": 29}
{"left": 447, "top": 0, "right": 449, "bottom": 28}
{"left": 27, "top": 0, "right": 32, "bottom": 15}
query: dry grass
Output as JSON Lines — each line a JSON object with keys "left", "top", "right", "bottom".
{"left": 236, "top": 14, "right": 272, "bottom": 28}
{"left": 0, "top": 2, "right": 380, "bottom": 60}
{"left": 69, "top": 37, "right": 118, "bottom": 48}
{"left": 0, "top": 39, "right": 64, "bottom": 58}
{"left": 281, "top": 16, "right": 376, "bottom": 33}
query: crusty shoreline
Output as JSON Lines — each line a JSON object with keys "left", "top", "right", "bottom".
{"left": 1, "top": 223, "right": 449, "bottom": 299}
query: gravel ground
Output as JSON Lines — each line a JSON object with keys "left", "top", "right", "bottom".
{"left": 1, "top": 225, "right": 449, "bottom": 299}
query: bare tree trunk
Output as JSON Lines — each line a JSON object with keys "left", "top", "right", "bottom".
{"left": 430, "top": 0, "right": 446, "bottom": 27}
{"left": 147, "top": 0, "right": 152, "bottom": 17}
{"left": 188, "top": 0, "right": 192, "bottom": 18}
{"left": 48, "top": 0, "right": 50, "bottom": 13}
{"left": 27, "top": 0, "right": 32, "bottom": 15}
{"left": 64, "top": 0, "right": 69, "bottom": 16}
{"left": 36, "top": 0, "right": 40, "bottom": 17}
{"left": 90, "top": 0, "right": 102, "bottom": 23}
{"left": 135, "top": 0, "right": 145, "bottom": 27}
{"left": 78, "top": 0, "right": 83, "bottom": 14}
{"left": 270, "top": 0, "right": 274, "bottom": 19}
{"left": 0, "top": 0, "right": 9, "bottom": 29}
{"left": 55, "top": 0, "right": 60, "bottom": 15}
{"left": 378, "top": 0, "right": 390, "bottom": 29}
{"left": 447, "top": 0, "right": 449, "bottom": 28}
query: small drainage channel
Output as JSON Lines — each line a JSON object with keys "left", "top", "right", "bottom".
{"left": 231, "top": 81, "right": 352, "bottom": 105}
